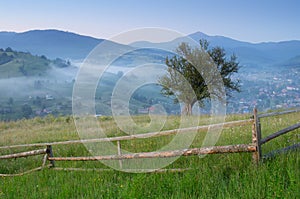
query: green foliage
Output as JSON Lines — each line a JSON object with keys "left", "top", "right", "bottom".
{"left": 7, "top": 97, "right": 13, "bottom": 106}
{"left": 159, "top": 40, "right": 241, "bottom": 115}
{"left": 53, "top": 58, "right": 70, "bottom": 68}
{"left": 0, "top": 52, "right": 14, "bottom": 65}
{"left": 5, "top": 47, "right": 13, "bottom": 52}
{"left": 21, "top": 104, "right": 32, "bottom": 119}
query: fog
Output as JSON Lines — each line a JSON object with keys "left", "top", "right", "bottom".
{"left": 0, "top": 65, "right": 79, "bottom": 101}
{"left": 0, "top": 77, "right": 37, "bottom": 99}
{"left": 0, "top": 62, "right": 140, "bottom": 102}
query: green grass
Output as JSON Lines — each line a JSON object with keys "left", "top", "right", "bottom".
{"left": 0, "top": 112, "right": 299, "bottom": 198}
{"left": 0, "top": 51, "right": 50, "bottom": 78}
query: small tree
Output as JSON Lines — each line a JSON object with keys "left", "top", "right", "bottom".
{"left": 19, "top": 64, "right": 27, "bottom": 76}
{"left": 159, "top": 40, "right": 240, "bottom": 115}
{"left": 5, "top": 47, "right": 13, "bottom": 52}
{"left": 40, "top": 55, "right": 47, "bottom": 60}
{"left": 22, "top": 104, "right": 33, "bottom": 119}
{"left": 7, "top": 97, "right": 14, "bottom": 105}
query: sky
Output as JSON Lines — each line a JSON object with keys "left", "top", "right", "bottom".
{"left": 0, "top": 0, "right": 299, "bottom": 43}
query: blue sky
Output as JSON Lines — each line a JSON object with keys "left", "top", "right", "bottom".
{"left": 0, "top": 0, "right": 299, "bottom": 43}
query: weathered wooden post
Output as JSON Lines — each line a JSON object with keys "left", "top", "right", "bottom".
{"left": 117, "top": 141, "right": 123, "bottom": 169}
{"left": 46, "top": 145, "right": 55, "bottom": 167}
{"left": 252, "top": 108, "right": 262, "bottom": 164}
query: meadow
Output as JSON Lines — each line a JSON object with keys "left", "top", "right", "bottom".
{"left": 0, "top": 111, "right": 299, "bottom": 199}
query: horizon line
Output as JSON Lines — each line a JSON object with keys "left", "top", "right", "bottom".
{"left": 1, "top": 28, "right": 300, "bottom": 44}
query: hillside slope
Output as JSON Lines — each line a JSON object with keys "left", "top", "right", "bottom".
{"left": 0, "top": 30, "right": 112, "bottom": 60}
{"left": 0, "top": 47, "right": 71, "bottom": 78}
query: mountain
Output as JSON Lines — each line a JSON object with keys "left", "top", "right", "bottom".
{"left": 1, "top": 29, "right": 300, "bottom": 69}
{"left": 131, "top": 31, "right": 300, "bottom": 68}
{"left": 0, "top": 29, "right": 128, "bottom": 60}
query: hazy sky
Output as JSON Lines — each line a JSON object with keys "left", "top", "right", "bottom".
{"left": 0, "top": 0, "right": 299, "bottom": 43}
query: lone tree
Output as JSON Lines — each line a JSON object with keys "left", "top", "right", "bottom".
{"left": 159, "top": 40, "right": 241, "bottom": 115}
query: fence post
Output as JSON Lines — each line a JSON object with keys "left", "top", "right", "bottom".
{"left": 252, "top": 108, "right": 262, "bottom": 164}
{"left": 46, "top": 145, "right": 55, "bottom": 167}
{"left": 117, "top": 141, "right": 123, "bottom": 169}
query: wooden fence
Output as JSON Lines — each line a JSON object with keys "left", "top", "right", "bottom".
{"left": 0, "top": 108, "right": 299, "bottom": 176}
{"left": 253, "top": 108, "right": 300, "bottom": 161}
{"left": 0, "top": 146, "right": 52, "bottom": 177}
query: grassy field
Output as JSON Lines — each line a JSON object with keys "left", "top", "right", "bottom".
{"left": 0, "top": 111, "right": 299, "bottom": 198}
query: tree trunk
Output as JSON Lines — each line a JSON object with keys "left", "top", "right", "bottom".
{"left": 182, "top": 98, "right": 198, "bottom": 116}
{"left": 182, "top": 103, "right": 192, "bottom": 115}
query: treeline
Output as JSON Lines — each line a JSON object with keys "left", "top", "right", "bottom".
{"left": 0, "top": 48, "right": 14, "bottom": 65}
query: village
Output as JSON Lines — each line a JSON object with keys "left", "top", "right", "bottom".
{"left": 228, "top": 67, "right": 300, "bottom": 113}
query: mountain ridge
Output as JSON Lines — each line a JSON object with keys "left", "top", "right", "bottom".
{"left": 0, "top": 29, "right": 300, "bottom": 68}
{"left": 0, "top": 29, "right": 122, "bottom": 60}
{"left": 131, "top": 31, "right": 300, "bottom": 67}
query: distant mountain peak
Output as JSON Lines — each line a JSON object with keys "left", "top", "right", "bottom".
{"left": 188, "top": 31, "right": 209, "bottom": 38}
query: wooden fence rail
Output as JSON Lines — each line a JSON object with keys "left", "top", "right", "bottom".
{"left": 0, "top": 119, "right": 253, "bottom": 150}
{"left": 0, "top": 149, "right": 46, "bottom": 160}
{"left": 0, "top": 147, "right": 53, "bottom": 177}
{"left": 260, "top": 122, "right": 300, "bottom": 145}
{"left": 263, "top": 142, "right": 300, "bottom": 159}
{"left": 255, "top": 107, "right": 300, "bottom": 161}
{"left": 1, "top": 107, "right": 299, "bottom": 176}
{"left": 258, "top": 108, "right": 300, "bottom": 119}
{"left": 48, "top": 144, "right": 256, "bottom": 161}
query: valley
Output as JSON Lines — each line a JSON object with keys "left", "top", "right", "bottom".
{"left": 0, "top": 30, "right": 299, "bottom": 120}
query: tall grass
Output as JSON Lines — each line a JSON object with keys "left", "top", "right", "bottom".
{"left": 0, "top": 111, "right": 299, "bottom": 198}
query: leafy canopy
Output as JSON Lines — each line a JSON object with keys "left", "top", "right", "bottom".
{"left": 159, "top": 40, "right": 241, "bottom": 115}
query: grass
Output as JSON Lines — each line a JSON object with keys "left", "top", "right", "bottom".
{"left": 0, "top": 111, "right": 299, "bottom": 198}
{"left": 0, "top": 51, "right": 50, "bottom": 78}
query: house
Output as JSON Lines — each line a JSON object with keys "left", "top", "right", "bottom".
{"left": 46, "top": 94, "right": 54, "bottom": 100}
